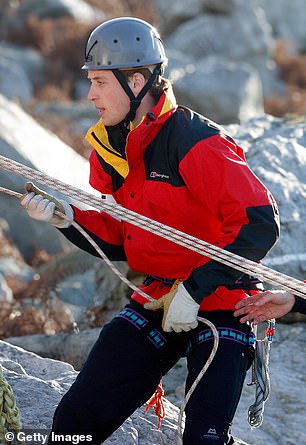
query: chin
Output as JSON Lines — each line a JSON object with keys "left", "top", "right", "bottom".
{"left": 102, "top": 118, "right": 123, "bottom": 127}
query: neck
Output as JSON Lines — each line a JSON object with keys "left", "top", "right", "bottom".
{"left": 132, "top": 93, "right": 156, "bottom": 127}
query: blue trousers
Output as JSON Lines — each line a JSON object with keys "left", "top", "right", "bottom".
{"left": 49, "top": 300, "right": 254, "bottom": 444}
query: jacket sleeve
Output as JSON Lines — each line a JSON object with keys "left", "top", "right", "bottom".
{"left": 59, "top": 207, "right": 126, "bottom": 261}
{"left": 58, "top": 150, "right": 126, "bottom": 261}
{"left": 179, "top": 133, "right": 280, "bottom": 304}
{"left": 291, "top": 296, "right": 306, "bottom": 314}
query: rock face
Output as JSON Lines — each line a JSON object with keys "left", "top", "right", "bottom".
{"left": 0, "top": 94, "right": 97, "bottom": 256}
{"left": 0, "top": 0, "right": 304, "bottom": 124}
{"left": 0, "top": 3, "right": 306, "bottom": 442}
{"left": 8, "top": 0, "right": 104, "bottom": 23}
{"left": 171, "top": 56, "right": 264, "bottom": 124}
{"left": 163, "top": 323, "right": 306, "bottom": 445}
{"left": 2, "top": 322, "right": 306, "bottom": 445}
{"left": 227, "top": 115, "right": 306, "bottom": 281}
{"left": 255, "top": 0, "right": 306, "bottom": 51}
{"left": 0, "top": 340, "right": 181, "bottom": 444}
{"left": 157, "top": 0, "right": 288, "bottom": 121}
{"left": 6, "top": 329, "right": 100, "bottom": 371}
{"left": 233, "top": 322, "right": 306, "bottom": 445}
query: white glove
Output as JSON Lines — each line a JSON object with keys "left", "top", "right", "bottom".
{"left": 20, "top": 183, "right": 73, "bottom": 229}
{"left": 145, "top": 282, "right": 200, "bottom": 332}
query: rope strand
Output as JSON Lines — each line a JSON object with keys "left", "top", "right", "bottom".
{"left": 0, "top": 154, "right": 305, "bottom": 299}
{"left": 0, "top": 154, "right": 295, "bottom": 442}
{"left": 177, "top": 316, "right": 219, "bottom": 443}
{"left": 0, "top": 184, "right": 218, "bottom": 444}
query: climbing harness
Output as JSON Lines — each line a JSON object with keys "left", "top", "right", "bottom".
{"left": 247, "top": 319, "right": 275, "bottom": 428}
{"left": 0, "top": 365, "right": 23, "bottom": 445}
{"left": 1, "top": 154, "right": 306, "bottom": 443}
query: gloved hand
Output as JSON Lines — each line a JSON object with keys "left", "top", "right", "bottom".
{"left": 144, "top": 281, "right": 200, "bottom": 332}
{"left": 20, "top": 182, "right": 73, "bottom": 228}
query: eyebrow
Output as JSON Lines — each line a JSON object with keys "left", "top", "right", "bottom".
{"left": 88, "top": 75, "right": 108, "bottom": 81}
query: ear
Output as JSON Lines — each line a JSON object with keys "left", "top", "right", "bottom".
{"left": 128, "top": 72, "right": 146, "bottom": 95}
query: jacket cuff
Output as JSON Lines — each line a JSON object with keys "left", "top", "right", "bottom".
{"left": 291, "top": 296, "right": 306, "bottom": 314}
{"left": 183, "top": 277, "right": 210, "bottom": 305}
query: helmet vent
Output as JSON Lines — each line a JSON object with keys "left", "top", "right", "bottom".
{"left": 85, "top": 39, "right": 98, "bottom": 63}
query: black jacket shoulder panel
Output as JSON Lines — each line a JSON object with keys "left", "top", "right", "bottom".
{"left": 105, "top": 123, "right": 128, "bottom": 158}
{"left": 144, "top": 106, "right": 223, "bottom": 186}
{"left": 95, "top": 152, "right": 125, "bottom": 192}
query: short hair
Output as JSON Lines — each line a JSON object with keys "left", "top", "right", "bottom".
{"left": 120, "top": 64, "right": 170, "bottom": 104}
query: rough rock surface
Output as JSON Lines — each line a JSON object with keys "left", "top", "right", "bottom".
{"left": 2, "top": 322, "right": 306, "bottom": 444}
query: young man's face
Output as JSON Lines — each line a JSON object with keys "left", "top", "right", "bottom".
{"left": 87, "top": 70, "right": 131, "bottom": 126}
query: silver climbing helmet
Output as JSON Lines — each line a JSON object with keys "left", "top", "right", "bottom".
{"left": 82, "top": 17, "right": 167, "bottom": 70}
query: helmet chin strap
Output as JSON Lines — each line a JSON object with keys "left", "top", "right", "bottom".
{"left": 112, "top": 64, "right": 162, "bottom": 127}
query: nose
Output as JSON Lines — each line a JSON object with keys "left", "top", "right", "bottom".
{"left": 87, "top": 84, "right": 97, "bottom": 102}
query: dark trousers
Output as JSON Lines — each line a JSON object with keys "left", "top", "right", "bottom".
{"left": 49, "top": 301, "right": 254, "bottom": 445}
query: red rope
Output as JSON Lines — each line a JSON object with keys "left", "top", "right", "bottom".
{"left": 144, "top": 381, "right": 166, "bottom": 429}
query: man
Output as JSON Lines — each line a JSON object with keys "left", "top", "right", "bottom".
{"left": 234, "top": 290, "right": 306, "bottom": 324}
{"left": 20, "top": 17, "right": 280, "bottom": 445}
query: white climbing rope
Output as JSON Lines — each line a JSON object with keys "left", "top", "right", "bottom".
{"left": 177, "top": 317, "right": 219, "bottom": 444}
{"left": 0, "top": 185, "right": 151, "bottom": 302}
{"left": 0, "top": 154, "right": 302, "bottom": 441}
{"left": 0, "top": 185, "right": 218, "bottom": 444}
{"left": 0, "top": 154, "right": 306, "bottom": 299}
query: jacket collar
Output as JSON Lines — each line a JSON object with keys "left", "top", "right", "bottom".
{"left": 85, "top": 88, "right": 177, "bottom": 178}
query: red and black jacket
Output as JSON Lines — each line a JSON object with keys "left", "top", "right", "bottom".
{"left": 61, "top": 90, "right": 280, "bottom": 311}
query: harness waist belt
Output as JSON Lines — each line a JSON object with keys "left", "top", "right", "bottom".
{"left": 186, "top": 327, "right": 255, "bottom": 356}
{"left": 116, "top": 307, "right": 167, "bottom": 350}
